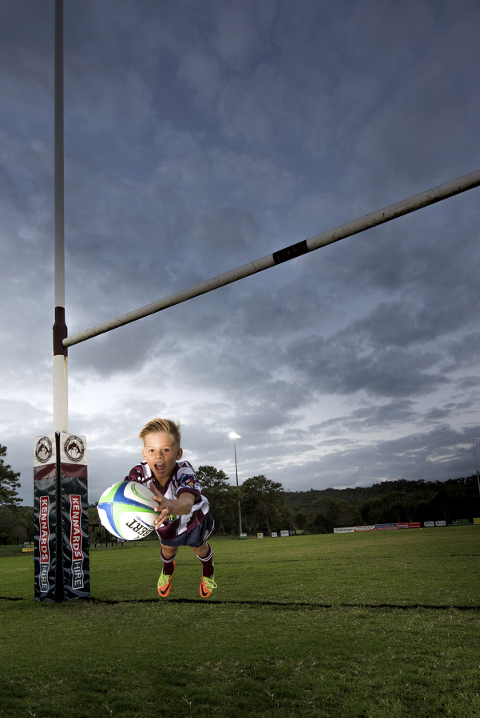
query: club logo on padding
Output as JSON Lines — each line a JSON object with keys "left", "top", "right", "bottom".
{"left": 35, "top": 436, "right": 53, "bottom": 464}
{"left": 64, "top": 435, "right": 85, "bottom": 462}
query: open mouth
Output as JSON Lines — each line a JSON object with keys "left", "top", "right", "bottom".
{"left": 155, "top": 463, "right": 166, "bottom": 472}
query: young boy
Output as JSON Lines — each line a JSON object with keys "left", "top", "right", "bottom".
{"left": 125, "top": 418, "right": 216, "bottom": 598}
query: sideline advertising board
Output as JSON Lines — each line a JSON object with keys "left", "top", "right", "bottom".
{"left": 375, "top": 523, "right": 397, "bottom": 530}
{"left": 354, "top": 525, "right": 375, "bottom": 532}
{"left": 334, "top": 519, "right": 461, "bottom": 534}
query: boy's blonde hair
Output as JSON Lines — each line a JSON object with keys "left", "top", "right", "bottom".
{"left": 139, "top": 418, "right": 182, "bottom": 448}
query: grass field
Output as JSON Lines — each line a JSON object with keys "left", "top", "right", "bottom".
{"left": 1, "top": 526, "right": 479, "bottom": 717}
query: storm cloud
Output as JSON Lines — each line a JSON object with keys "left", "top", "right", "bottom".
{"left": 1, "top": 0, "right": 480, "bottom": 503}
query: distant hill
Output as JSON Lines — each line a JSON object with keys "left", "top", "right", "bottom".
{"left": 283, "top": 476, "right": 480, "bottom": 533}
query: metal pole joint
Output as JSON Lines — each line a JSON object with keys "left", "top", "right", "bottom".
{"left": 53, "top": 306, "right": 68, "bottom": 357}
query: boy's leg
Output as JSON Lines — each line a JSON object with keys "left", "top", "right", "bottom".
{"left": 158, "top": 544, "right": 178, "bottom": 597}
{"left": 193, "top": 543, "right": 217, "bottom": 598}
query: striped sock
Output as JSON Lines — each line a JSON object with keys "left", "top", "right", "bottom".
{"left": 197, "top": 544, "right": 214, "bottom": 578}
{"left": 161, "top": 550, "right": 175, "bottom": 576}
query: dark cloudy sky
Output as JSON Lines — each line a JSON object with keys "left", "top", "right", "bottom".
{"left": 1, "top": 0, "right": 480, "bottom": 505}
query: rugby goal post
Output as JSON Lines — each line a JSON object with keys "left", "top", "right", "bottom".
{"left": 34, "top": 1, "right": 90, "bottom": 602}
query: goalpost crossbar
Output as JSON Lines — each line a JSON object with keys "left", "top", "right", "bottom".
{"left": 64, "top": 167, "right": 480, "bottom": 348}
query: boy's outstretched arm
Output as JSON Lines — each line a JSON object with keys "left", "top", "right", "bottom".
{"left": 151, "top": 491, "right": 195, "bottom": 528}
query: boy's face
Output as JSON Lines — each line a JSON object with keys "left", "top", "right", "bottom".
{"left": 142, "top": 431, "right": 183, "bottom": 483}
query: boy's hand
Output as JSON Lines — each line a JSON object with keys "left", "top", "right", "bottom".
{"left": 149, "top": 486, "right": 196, "bottom": 527}
{"left": 148, "top": 483, "right": 170, "bottom": 526}
{"left": 152, "top": 494, "right": 171, "bottom": 527}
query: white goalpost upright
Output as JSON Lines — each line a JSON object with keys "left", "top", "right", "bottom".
{"left": 53, "top": 0, "right": 68, "bottom": 434}
{"left": 32, "top": 0, "right": 480, "bottom": 602}
{"left": 34, "top": 0, "right": 89, "bottom": 603}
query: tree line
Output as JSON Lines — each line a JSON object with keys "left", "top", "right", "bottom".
{"left": 1, "top": 442, "right": 479, "bottom": 544}
{"left": 0, "top": 444, "right": 30, "bottom": 545}
{"left": 285, "top": 476, "right": 480, "bottom": 534}
{"left": 184, "top": 468, "right": 480, "bottom": 536}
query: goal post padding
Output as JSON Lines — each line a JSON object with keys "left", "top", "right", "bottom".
{"left": 33, "top": 434, "right": 58, "bottom": 601}
{"left": 34, "top": 433, "right": 90, "bottom": 601}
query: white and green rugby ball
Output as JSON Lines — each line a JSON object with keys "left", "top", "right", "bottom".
{"left": 97, "top": 481, "right": 158, "bottom": 541}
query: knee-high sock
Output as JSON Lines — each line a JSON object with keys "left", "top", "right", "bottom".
{"left": 197, "top": 544, "right": 214, "bottom": 578}
{"left": 161, "top": 550, "right": 175, "bottom": 576}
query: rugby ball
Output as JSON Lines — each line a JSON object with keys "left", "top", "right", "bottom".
{"left": 97, "top": 481, "right": 158, "bottom": 541}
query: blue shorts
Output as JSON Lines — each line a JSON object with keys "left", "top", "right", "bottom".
{"left": 158, "top": 512, "right": 215, "bottom": 548}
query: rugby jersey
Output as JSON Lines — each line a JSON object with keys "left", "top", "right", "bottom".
{"left": 125, "top": 460, "right": 210, "bottom": 540}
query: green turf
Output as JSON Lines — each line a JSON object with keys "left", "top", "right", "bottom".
{"left": 1, "top": 527, "right": 479, "bottom": 717}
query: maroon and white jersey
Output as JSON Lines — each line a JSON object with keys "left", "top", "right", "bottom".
{"left": 125, "top": 460, "right": 210, "bottom": 541}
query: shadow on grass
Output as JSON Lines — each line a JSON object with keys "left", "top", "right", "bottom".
{"left": 2, "top": 595, "right": 479, "bottom": 610}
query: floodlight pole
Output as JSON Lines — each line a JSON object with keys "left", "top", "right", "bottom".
{"left": 472, "top": 440, "right": 480, "bottom": 495}
{"left": 230, "top": 433, "right": 243, "bottom": 536}
{"left": 53, "top": 0, "right": 68, "bottom": 434}
{"left": 234, "top": 438, "right": 243, "bottom": 535}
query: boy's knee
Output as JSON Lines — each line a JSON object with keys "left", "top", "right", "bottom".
{"left": 192, "top": 543, "right": 209, "bottom": 558}
{"left": 161, "top": 545, "right": 178, "bottom": 560}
